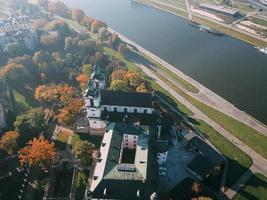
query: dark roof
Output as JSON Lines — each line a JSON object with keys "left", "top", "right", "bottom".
{"left": 101, "top": 111, "right": 157, "bottom": 126}
{"left": 189, "top": 137, "right": 224, "bottom": 166}
{"left": 186, "top": 154, "right": 213, "bottom": 180}
{"left": 90, "top": 123, "right": 158, "bottom": 199}
{"left": 101, "top": 90, "right": 153, "bottom": 108}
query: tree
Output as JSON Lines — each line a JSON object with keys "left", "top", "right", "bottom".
{"left": 34, "top": 84, "right": 74, "bottom": 105}
{"left": 19, "top": 135, "right": 56, "bottom": 169}
{"left": 48, "top": 1, "right": 69, "bottom": 17}
{"left": 73, "top": 141, "right": 95, "bottom": 166}
{"left": 192, "top": 181, "right": 201, "bottom": 194}
{"left": 0, "top": 131, "right": 20, "bottom": 155}
{"left": 70, "top": 8, "right": 85, "bottom": 23}
{"left": 76, "top": 74, "right": 89, "bottom": 90}
{"left": 80, "top": 16, "right": 94, "bottom": 29}
{"left": 136, "top": 83, "right": 148, "bottom": 92}
{"left": 40, "top": 32, "right": 59, "bottom": 47}
{"left": 91, "top": 20, "right": 107, "bottom": 33}
{"left": 118, "top": 43, "right": 128, "bottom": 55}
{"left": 111, "top": 69, "right": 127, "bottom": 81}
{"left": 14, "top": 107, "right": 46, "bottom": 138}
{"left": 110, "top": 79, "right": 129, "bottom": 91}
{"left": 56, "top": 98, "right": 83, "bottom": 126}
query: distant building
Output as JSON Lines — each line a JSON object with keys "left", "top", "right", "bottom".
{"left": 0, "top": 15, "right": 38, "bottom": 53}
{"left": 83, "top": 65, "right": 154, "bottom": 132}
{"left": 88, "top": 123, "right": 157, "bottom": 200}
{"left": 199, "top": 3, "right": 239, "bottom": 16}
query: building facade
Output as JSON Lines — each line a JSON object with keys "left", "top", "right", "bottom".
{"left": 83, "top": 66, "right": 154, "bottom": 131}
{"left": 0, "top": 15, "right": 38, "bottom": 53}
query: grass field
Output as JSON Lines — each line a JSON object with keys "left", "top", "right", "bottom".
{"left": 71, "top": 133, "right": 102, "bottom": 149}
{"left": 55, "top": 131, "right": 69, "bottom": 151}
{"left": 196, "top": 121, "right": 252, "bottom": 188}
{"left": 233, "top": 173, "right": 267, "bottom": 200}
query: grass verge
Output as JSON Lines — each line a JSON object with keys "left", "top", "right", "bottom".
{"left": 196, "top": 120, "right": 252, "bottom": 188}
{"left": 233, "top": 173, "right": 267, "bottom": 200}
{"left": 155, "top": 69, "right": 267, "bottom": 159}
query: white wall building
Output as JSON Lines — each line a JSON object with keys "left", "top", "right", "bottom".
{"left": 83, "top": 66, "right": 154, "bottom": 132}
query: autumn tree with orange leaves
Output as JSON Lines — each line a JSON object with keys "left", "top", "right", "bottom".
{"left": 0, "top": 131, "right": 20, "bottom": 155}
{"left": 56, "top": 98, "right": 83, "bottom": 126}
{"left": 76, "top": 74, "right": 89, "bottom": 90}
{"left": 34, "top": 83, "right": 74, "bottom": 105}
{"left": 110, "top": 69, "right": 150, "bottom": 92}
{"left": 19, "top": 135, "right": 57, "bottom": 169}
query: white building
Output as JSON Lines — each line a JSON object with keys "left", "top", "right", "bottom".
{"left": 83, "top": 65, "right": 154, "bottom": 131}
{"left": 0, "top": 15, "right": 38, "bottom": 53}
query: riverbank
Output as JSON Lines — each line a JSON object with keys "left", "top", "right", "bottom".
{"left": 135, "top": 0, "right": 267, "bottom": 47}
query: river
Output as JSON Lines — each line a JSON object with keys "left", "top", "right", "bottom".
{"left": 61, "top": 0, "right": 267, "bottom": 124}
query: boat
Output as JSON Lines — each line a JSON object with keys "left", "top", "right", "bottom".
{"left": 187, "top": 21, "right": 224, "bottom": 36}
{"left": 255, "top": 46, "right": 267, "bottom": 54}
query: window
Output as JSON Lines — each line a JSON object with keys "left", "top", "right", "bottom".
{"left": 134, "top": 108, "right": 137, "bottom": 113}
{"left": 125, "top": 135, "right": 128, "bottom": 138}
{"left": 144, "top": 109, "right": 147, "bottom": 114}
{"left": 134, "top": 136, "right": 137, "bottom": 139}
{"left": 114, "top": 107, "right": 117, "bottom": 112}
{"left": 125, "top": 143, "right": 128, "bottom": 146}
{"left": 125, "top": 139, "right": 128, "bottom": 142}
{"left": 124, "top": 108, "right": 127, "bottom": 112}
{"left": 133, "top": 144, "right": 136, "bottom": 148}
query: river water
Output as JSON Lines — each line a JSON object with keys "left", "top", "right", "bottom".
{"left": 62, "top": 0, "right": 267, "bottom": 124}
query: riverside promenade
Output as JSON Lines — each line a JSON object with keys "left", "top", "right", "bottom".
{"left": 108, "top": 28, "right": 267, "bottom": 199}
{"left": 108, "top": 28, "right": 267, "bottom": 137}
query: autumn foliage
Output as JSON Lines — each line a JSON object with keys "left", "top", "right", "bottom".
{"left": 34, "top": 83, "right": 74, "bottom": 104}
{"left": 56, "top": 98, "right": 83, "bottom": 126}
{"left": 76, "top": 74, "right": 89, "bottom": 90}
{"left": 19, "top": 135, "right": 57, "bottom": 169}
{"left": 0, "top": 131, "right": 20, "bottom": 155}
{"left": 110, "top": 69, "right": 149, "bottom": 92}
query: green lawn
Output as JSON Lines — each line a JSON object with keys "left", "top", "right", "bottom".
{"left": 71, "top": 133, "right": 102, "bottom": 150}
{"left": 196, "top": 121, "right": 252, "bottom": 188}
{"left": 233, "top": 173, "right": 267, "bottom": 200}
{"left": 104, "top": 47, "right": 140, "bottom": 72}
{"left": 55, "top": 131, "right": 69, "bottom": 151}
{"left": 13, "top": 89, "right": 32, "bottom": 112}
{"left": 250, "top": 17, "right": 267, "bottom": 28}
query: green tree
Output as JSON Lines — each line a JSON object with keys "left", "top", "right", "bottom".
{"left": 73, "top": 141, "right": 95, "bottom": 166}
{"left": 0, "top": 131, "right": 20, "bottom": 155}
{"left": 14, "top": 107, "right": 46, "bottom": 143}
{"left": 110, "top": 79, "right": 129, "bottom": 91}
